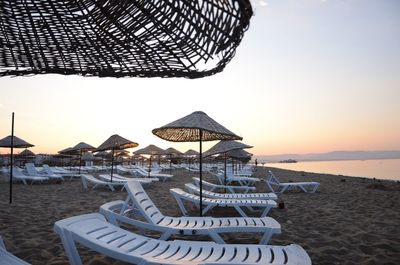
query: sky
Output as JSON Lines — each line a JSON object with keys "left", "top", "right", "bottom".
{"left": 1, "top": 0, "right": 400, "bottom": 156}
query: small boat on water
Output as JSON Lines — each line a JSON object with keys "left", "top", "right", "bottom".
{"left": 279, "top": 159, "right": 298, "bottom": 163}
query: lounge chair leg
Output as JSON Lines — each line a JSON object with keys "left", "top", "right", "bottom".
{"left": 260, "top": 206, "right": 272, "bottom": 217}
{"left": 209, "top": 231, "right": 226, "bottom": 244}
{"left": 260, "top": 228, "right": 273, "bottom": 244}
{"left": 234, "top": 206, "right": 248, "bottom": 217}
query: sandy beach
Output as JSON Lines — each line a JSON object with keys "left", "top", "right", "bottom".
{"left": 0, "top": 167, "right": 399, "bottom": 265}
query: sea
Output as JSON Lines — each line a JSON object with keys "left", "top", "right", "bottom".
{"left": 263, "top": 159, "right": 400, "bottom": 181}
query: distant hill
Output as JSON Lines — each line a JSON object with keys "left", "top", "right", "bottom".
{"left": 256, "top": 150, "right": 400, "bottom": 162}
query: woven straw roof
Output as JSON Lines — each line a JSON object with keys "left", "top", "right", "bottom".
{"left": 70, "top": 142, "right": 96, "bottom": 152}
{"left": 226, "top": 149, "right": 253, "bottom": 159}
{"left": 58, "top": 147, "right": 77, "bottom": 155}
{"left": 97, "top": 134, "right": 138, "bottom": 151}
{"left": 164, "top": 147, "right": 183, "bottom": 155}
{"left": 81, "top": 152, "right": 95, "bottom": 161}
{"left": 152, "top": 111, "right": 242, "bottom": 142}
{"left": 0, "top": 135, "right": 34, "bottom": 148}
{"left": 184, "top": 149, "right": 199, "bottom": 156}
{"left": 0, "top": 0, "right": 252, "bottom": 79}
{"left": 203, "top": 140, "right": 252, "bottom": 157}
{"left": 133, "top": 144, "right": 165, "bottom": 155}
{"left": 16, "top": 149, "right": 35, "bottom": 157}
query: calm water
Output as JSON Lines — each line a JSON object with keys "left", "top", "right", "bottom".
{"left": 265, "top": 159, "right": 400, "bottom": 181}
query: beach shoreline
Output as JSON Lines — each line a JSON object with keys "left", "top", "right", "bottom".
{"left": 0, "top": 167, "right": 399, "bottom": 265}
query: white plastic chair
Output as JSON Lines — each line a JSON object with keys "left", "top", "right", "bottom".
{"left": 266, "top": 170, "right": 320, "bottom": 193}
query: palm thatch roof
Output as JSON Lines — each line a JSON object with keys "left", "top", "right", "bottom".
{"left": 164, "top": 147, "right": 183, "bottom": 156}
{"left": 0, "top": 135, "right": 34, "bottom": 148}
{"left": 16, "top": 149, "right": 35, "bottom": 157}
{"left": 184, "top": 149, "right": 199, "bottom": 156}
{"left": 203, "top": 140, "right": 252, "bottom": 157}
{"left": 152, "top": 111, "right": 242, "bottom": 142}
{"left": 133, "top": 145, "right": 165, "bottom": 155}
{"left": 70, "top": 142, "right": 96, "bottom": 152}
{"left": 0, "top": 0, "right": 253, "bottom": 79}
{"left": 97, "top": 135, "right": 138, "bottom": 151}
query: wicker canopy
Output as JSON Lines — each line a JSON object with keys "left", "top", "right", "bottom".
{"left": 164, "top": 147, "right": 183, "bottom": 156}
{"left": 184, "top": 149, "right": 199, "bottom": 156}
{"left": 0, "top": 135, "right": 34, "bottom": 148}
{"left": 226, "top": 149, "right": 252, "bottom": 159}
{"left": 97, "top": 134, "right": 138, "bottom": 151}
{"left": 16, "top": 149, "right": 35, "bottom": 157}
{"left": 0, "top": 0, "right": 253, "bottom": 79}
{"left": 152, "top": 111, "right": 242, "bottom": 142}
{"left": 81, "top": 152, "right": 95, "bottom": 161}
{"left": 58, "top": 147, "right": 75, "bottom": 155}
{"left": 203, "top": 140, "right": 252, "bottom": 157}
{"left": 70, "top": 142, "right": 96, "bottom": 152}
{"left": 134, "top": 144, "right": 165, "bottom": 155}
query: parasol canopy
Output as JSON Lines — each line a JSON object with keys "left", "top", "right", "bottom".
{"left": 70, "top": 142, "right": 96, "bottom": 174}
{"left": 152, "top": 111, "right": 242, "bottom": 216}
{"left": 203, "top": 140, "right": 253, "bottom": 158}
{"left": 184, "top": 149, "right": 199, "bottom": 156}
{"left": 0, "top": 135, "right": 34, "bottom": 148}
{"left": 0, "top": 0, "right": 253, "bottom": 79}
{"left": 134, "top": 145, "right": 165, "bottom": 176}
{"left": 96, "top": 134, "right": 138, "bottom": 180}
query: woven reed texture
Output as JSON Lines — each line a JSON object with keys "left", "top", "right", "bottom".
{"left": 97, "top": 134, "right": 138, "bottom": 151}
{"left": 0, "top": 135, "right": 34, "bottom": 148}
{"left": 70, "top": 142, "right": 96, "bottom": 152}
{"left": 0, "top": 0, "right": 252, "bottom": 78}
{"left": 134, "top": 144, "right": 165, "bottom": 155}
{"left": 152, "top": 111, "right": 242, "bottom": 142}
{"left": 203, "top": 140, "right": 252, "bottom": 157}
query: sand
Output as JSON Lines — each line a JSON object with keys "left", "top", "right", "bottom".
{"left": 0, "top": 167, "right": 399, "bottom": 265}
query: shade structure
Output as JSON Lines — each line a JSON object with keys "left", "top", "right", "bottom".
{"left": 134, "top": 145, "right": 165, "bottom": 176}
{"left": 152, "top": 111, "right": 242, "bottom": 216}
{"left": 16, "top": 149, "right": 35, "bottom": 157}
{"left": 58, "top": 147, "right": 77, "bottom": 155}
{"left": 164, "top": 147, "right": 183, "bottom": 173}
{"left": 0, "top": 133, "right": 34, "bottom": 204}
{"left": 0, "top": 0, "right": 252, "bottom": 79}
{"left": 226, "top": 149, "right": 253, "bottom": 173}
{"left": 204, "top": 140, "right": 253, "bottom": 188}
{"left": 96, "top": 134, "right": 138, "bottom": 181}
{"left": 81, "top": 152, "right": 95, "bottom": 161}
{"left": 184, "top": 149, "right": 199, "bottom": 156}
{"left": 70, "top": 142, "right": 96, "bottom": 174}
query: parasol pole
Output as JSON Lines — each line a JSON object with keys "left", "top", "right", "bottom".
{"left": 148, "top": 156, "right": 152, "bottom": 177}
{"left": 169, "top": 154, "right": 172, "bottom": 174}
{"left": 224, "top": 152, "right": 227, "bottom": 193}
{"left": 110, "top": 148, "right": 115, "bottom": 182}
{"left": 78, "top": 150, "right": 82, "bottom": 174}
{"left": 199, "top": 129, "right": 203, "bottom": 217}
{"left": 9, "top": 112, "right": 14, "bottom": 204}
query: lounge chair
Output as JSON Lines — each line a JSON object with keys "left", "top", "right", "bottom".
{"left": 54, "top": 213, "right": 312, "bottom": 265}
{"left": 170, "top": 188, "right": 277, "bottom": 217}
{"left": 100, "top": 181, "right": 280, "bottom": 244}
{"left": 132, "top": 167, "right": 173, "bottom": 182}
{"left": 25, "top": 163, "right": 63, "bottom": 181}
{"left": 12, "top": 167, "right": 49, "bottom": 184}
{"left": 266, "top": 170, "right": 320, "bottom": 194}
{"left": 0, "top": 235, "right": 31, "bottom": 265}
{"left": 42, "top": 165, "right": 80, "bottom": 180}
{"left": 193, "top": 177, "right": 256, "bottom": 193}
{"left": 215, "top": 173, "right": 260, "bottom": 186}
{"left": 80, "top": 174, "right": 125, "bottom": 191}
{"left": 98, "top": 174, "right": 156, "bottom": 185}
{"left": 186, "top": 183, "right": 278, "bottom": 201}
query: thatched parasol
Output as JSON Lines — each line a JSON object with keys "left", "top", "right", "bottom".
{"left": 133, "top": 145, "right": 165, "bottom": 176}
{"left": 164, "top": 147, "right": 183, "bottom": 174}
{"left": 16, "top": 149, "right": 35, "bottom": 158}
{"left": 152, "top": 111, "right": 242, "bottom": 216}
{"left": 70, "top": 142, "right": 96, "bottom": 174}
{"left": 97, "top": 134, "right": 138, "bottom": 181}
{"left": 0, "top": 0, "right": 253, "bottom": 79}
{"left": 0, "top": 133, "right": 34, "bottom": 203}
{"left": 204, "top": 140, "right": 253, "bottom": 188}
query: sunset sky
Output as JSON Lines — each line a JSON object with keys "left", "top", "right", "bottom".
{"left": 1, "top": 0, "right": 399, "bottom": 156}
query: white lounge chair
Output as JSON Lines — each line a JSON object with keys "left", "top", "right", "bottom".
{"left": 98, "top": 174, "right": 156, "bottom": 185}
{"left": 215, "top": 173, "right": 260, "bottom": 186}
{"left": 12, "top": 167, "right": 49, "bottom": 184}
{"left": 54, "top": 213, "right": 312, "bottom": 265}
{"left": 266, "top": 170, "right": 320, "bottom": 194}
{"left": 193, "top": 177, "right": 256, "bottom": 193}
{"left": 0, "top": 235, "right": 31, "bottom": 265}
{"left": 100, "top": 181, "right": 280, "bottom": 244}
{"left": 25, "top": 163, "right": 63, "bottom": 181}
{"left": 42, "top": 165, "right": 80, "bottom": 180}
{"left": 170, "top": 188, "right": 277, "bottom": 217}
{"left": 80, "top": 174, "right": 125, "bottom": 191}
{"left": 132, "top": 167, "right": 173, "bottom": 182}
{"left": 186, "top": 183, "right": 278, "bottom": 201}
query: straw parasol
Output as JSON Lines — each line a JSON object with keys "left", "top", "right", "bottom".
{"left": 204, "top": 140, "right": 253, "bottom": 188}
{"left": 97, "top": 134, "right": 138, "bottom": 181}
{"left": 70, "top": 142, "right": 96, "bottom": 174}
{"left": 0, "top": 134, "right": 34, "bottom": 203}
{"left": 133, "top": 145, "right": 165, "bottom": 176}
{"left": 164, "top": 147, "right": 183, "bottom": 173}
{"left": 152, "top": 111, "right": 242, "bottom": 216}
{"left": 226, "top": 149, "right": 253, "bottom": 173}
{"left": 184, "top": 149, "right": 199, "bottom": 170}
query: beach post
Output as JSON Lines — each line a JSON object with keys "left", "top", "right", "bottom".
{"left": 9, "top": 112, "right": 14, "bottom": 204}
